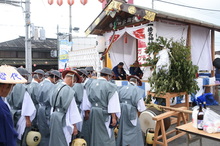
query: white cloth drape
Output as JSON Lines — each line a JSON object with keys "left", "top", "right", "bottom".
{"left": 110, "top": 34, "right": 137, "bottom": 72}
{"left": 156, "top": 21, "right": 188, "bottom": 42}
{"left": 104, "top": 21, "right": 189, "bottom": 69}
{"left": 104, "top": 21, "right": 213, "bottom": 71}
{"left": 190, "top": 25, "right": 212, "bottom": 70}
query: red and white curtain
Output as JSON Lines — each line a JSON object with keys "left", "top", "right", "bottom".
{"left": 103, "top": 25, "right": 146, "bottom": 71}
{"left": 104, "top": 21, "right": 188, "bottom": 68}
{"left": 104, "top": 20, "right": 211, "bottom": 71}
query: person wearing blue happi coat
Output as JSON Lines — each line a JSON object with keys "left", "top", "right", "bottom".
{"left": 0, "top": 65, "right": 27, "bottom": 146}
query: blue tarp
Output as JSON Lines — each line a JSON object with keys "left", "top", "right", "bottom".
{"left": 195, "top": 93, "right": 218, "bottom": 106}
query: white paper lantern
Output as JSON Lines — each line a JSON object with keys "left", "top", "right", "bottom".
{"left": 96, "top": 36, "right": 105, "bottom": 52}
{"left": 144, "top": 23, "right": 157, "bottom": 46}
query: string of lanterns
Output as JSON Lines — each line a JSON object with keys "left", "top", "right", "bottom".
{"left": 48, "top": 0, "right": 105, "bottom": 6}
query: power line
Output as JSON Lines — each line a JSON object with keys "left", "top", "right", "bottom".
{"left": 156, "top": 0, "right": 220, "bottom": 12}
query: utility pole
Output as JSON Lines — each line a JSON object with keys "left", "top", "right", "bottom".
{"left": 69, "top": 5, "right": 73, "bottom": 51}
{"left": 25, "top": 0, "right": 32, "bottom": 72}
{"left": 152, "top": 0, "right": 154, "bottom": 9}
{"left": 0, "top": 0, "right": 32, "bottom": 72}
{"left": 57, "top": 25, "right": 60, "bottom": 68}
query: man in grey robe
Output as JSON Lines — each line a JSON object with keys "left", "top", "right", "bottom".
{"left": 116, "top": 75, "right": 146, "bottom": 146}
{"left": 85, "top": 66, "right": 96, "bottom": 78}
{"left": 72, "top": 69, "right": 88, "bottom": 132}
{"left": 73, "top": 69, "right": 94, "bottom": 144}
{"left": 27, "top": 69, "right": 45, "bottom": 128}
{"left": 37, "top": 70, "right": 61, "bottom": 146}
{"left": 7, "top": 68, "right": 36, "bottom": 145}
{"left": 49, "top": 70, "right": 82, "bottom": 146}
{"left": 88, "top": 67, "right": 121, "bottom": 146}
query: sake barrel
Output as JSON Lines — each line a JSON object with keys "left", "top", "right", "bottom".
{"left": 139, "top": 107, "right": 171, "bottom": 134}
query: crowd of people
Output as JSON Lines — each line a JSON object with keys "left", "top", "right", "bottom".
{"left": 0, "top": 64, "right": 146, "bottom": 146}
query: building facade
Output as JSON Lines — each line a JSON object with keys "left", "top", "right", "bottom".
{"left": 0, "top": 36, "right": 58, "bottom": 71}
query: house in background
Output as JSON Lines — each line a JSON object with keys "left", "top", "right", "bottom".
{"left": 0, "top": 36, "right": 58, "bottom": 71}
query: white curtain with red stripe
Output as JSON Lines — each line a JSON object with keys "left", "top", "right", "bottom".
{"left": 104, "top": 29, "right": 125, "bottom": 47}
{"left": 104, "top": 21, "right": 190, "bottom": 70}
{"left": 104, "top": 25, "right": 148, "bottom": 70}
{"left": 126, "top": 24, "right": 146, "bottom": 41}
{"left": 110, "top": 34, "right": 137, "bottom": 73}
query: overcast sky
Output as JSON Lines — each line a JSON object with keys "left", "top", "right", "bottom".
{"left": 0, "top": 0, "right": 220, "bottom": 48}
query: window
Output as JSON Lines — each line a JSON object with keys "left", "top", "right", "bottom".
{"left": 33, "top": 52, "right": 52, "bottom": 58}
{"left": 0, "top": 51, "right": 16, "bottom": 58}
{"left": 17, "top": 52, "right": 25, "bottom": 58}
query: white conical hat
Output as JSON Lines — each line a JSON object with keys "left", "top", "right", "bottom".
{"left": 0, "top": 65, "right": 27, "bottom": 84}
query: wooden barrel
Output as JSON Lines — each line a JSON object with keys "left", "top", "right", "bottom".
{"left": 139, "top": 107, "right": 171, "bottom": 134}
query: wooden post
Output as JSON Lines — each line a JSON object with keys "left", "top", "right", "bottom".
{"left": 211, "top": 30, "right": 215, "bottom": 77}
{"left": 186, "top": 25, "right": 191, "bottom": 60}
{"left": 186, "top": 25, "right": 191, "bottom": 48}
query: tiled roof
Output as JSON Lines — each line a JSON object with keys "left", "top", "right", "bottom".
{"left": 0, "top": 36, "right": 57, "bottom": 51}
{"left": 0, "top": 58, "right": 57, "bottom": 66}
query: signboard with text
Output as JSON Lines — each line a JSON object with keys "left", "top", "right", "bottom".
{"left": 137, "top": 40, "right": 149, "bottom": 65}
{"left": 58, "top": 40, "right": 72, "bottom": 71}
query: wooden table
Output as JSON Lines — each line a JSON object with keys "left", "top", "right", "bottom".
{"left": 176, "top": 122, "right": 220, "bottom": 146}
{"left": 149, "top": 92, "right": 189, "bottom": 123}
{"left": 148, "top": 92, "right": 189, "bottom": 109}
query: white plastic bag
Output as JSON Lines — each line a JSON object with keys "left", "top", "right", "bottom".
{"left": 192, "top": 106, "right": 199, "bottom": 128}
{"left": 156, "top": 48, "right": 170, "bottom": 74}
{"left": 203, "top": 108, "right": 220, "bottom": 133}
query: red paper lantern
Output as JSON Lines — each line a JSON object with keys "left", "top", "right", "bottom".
{"left": 80, "top": 0, "right": 88, "bottom": 5}
{"left": 67, "top": 0, "right": 74, "bottom": 6}
{"left": 48, "top": 0, "right": 53, "bottom": 5}
{"left": 57, "top": 0, "right": 63, "bottom": 6}
{"left": 98, "top": 0, "right": 104, "bottom": 3}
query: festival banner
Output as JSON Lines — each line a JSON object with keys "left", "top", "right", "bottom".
{"left": 59, "top": 40, "right": 72, "bottom": 71}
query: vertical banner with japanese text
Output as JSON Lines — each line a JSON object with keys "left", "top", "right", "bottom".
{"left": 137, "top": 40, "right": 152, "bottom": 80}
{"left": 137, "top": 40, "right": 148, "bottom": 65}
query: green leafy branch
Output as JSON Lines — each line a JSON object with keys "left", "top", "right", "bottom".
{"left": 144, "top": 37, "right": 199, "bottom": 103}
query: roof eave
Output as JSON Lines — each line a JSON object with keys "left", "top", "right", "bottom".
{"left": 85, "top": 1, "right": 220, "bottom": 35}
